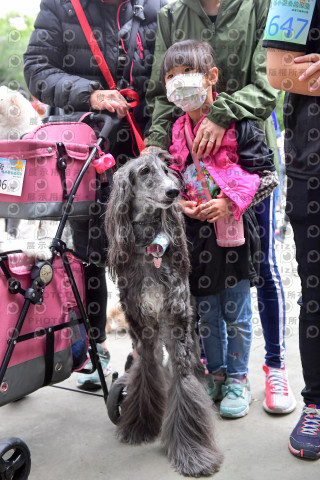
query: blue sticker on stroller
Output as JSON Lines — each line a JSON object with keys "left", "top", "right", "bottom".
{"left": 0, "top": 158, "right": 26, "bottom": 196}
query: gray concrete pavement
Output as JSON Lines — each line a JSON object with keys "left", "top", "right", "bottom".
{"left": 1, "top": 221, "right": 319, "bottom": 480}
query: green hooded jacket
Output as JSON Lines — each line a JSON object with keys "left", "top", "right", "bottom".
{"left": 145, "top": 0, "right": 280, "bottom": 165}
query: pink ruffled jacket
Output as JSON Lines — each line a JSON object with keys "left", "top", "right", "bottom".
{"left": 169, "top": 113, "right": 260, "bottom": 221}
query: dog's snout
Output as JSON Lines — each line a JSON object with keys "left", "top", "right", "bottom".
{"left": 165, "top": 187, "right": 180, "bottom": 199}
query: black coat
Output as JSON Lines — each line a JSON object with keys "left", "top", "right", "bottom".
{"left": 186, "top": 120, "right": 274, "bottom": 297}
{"left": 24, "top": 0, "right": 167, "bottom": 132}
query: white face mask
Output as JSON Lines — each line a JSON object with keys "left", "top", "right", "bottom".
{"left": 166, "top": 73, "right": 209, "bottom": 112}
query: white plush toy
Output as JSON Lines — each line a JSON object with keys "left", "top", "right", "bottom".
{"left": 0, "top": 85, "right": 41, "bottom": 140}
{"left": 0, "top": 86, "right": 51, "bottom": 257}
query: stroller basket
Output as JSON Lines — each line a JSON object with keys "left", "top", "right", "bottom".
{"left": 0, "top": 121, "right": 98, "bottom": 220}
{"left": 0, "top": 113, "right": 121, "bottom": 403}
{"left": 0, "top": 251, "right": 87, "bottom": 407}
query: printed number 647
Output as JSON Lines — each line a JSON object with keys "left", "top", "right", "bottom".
{"left": 268, "top": 16, "right": 309, "bottom": 40}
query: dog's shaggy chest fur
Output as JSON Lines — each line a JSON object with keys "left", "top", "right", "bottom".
{"left": 106, "top": 154, "right": 222, "bottom": 477}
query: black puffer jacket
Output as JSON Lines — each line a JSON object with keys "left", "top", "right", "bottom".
{"left": 24, "top": 0, "right": 167, "bottom": 132}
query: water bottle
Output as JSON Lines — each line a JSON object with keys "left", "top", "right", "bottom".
{"left": 214, "top": 193, "right": 245, "bottom": 247}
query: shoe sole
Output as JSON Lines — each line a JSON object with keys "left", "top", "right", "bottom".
{"left": 220, "top": 394, "right": 251, "bottom": 418}
{"left": 263, "top": 398, "right": 297, "bottom": 414}
{"left": 288, "top": 440, "right": 320, "bottom": 460}
{"left": 220, "top": 404, "right": 250, "bottom": 418}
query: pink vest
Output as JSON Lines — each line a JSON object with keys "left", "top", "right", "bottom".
{"left": 169, "top": 113, "right": 260, "bottom": 221}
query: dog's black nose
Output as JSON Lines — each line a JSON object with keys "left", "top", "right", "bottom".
{"left": 165, "top": 187, "right": 180, "bottom": 199}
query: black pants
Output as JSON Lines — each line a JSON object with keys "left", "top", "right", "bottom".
{"left": 70, "top": 219, "right": 107, "bottom": 344}
{"left": 286, "top": 176, "right": 320, "bottom": 404}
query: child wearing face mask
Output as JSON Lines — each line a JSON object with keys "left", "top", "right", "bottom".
{"left": 161, "top": 40, "right": 277, "bottom": 418}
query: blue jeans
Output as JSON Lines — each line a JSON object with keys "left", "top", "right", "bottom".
{"left": 197, "top": 280, "right": 252, "bottom": 376}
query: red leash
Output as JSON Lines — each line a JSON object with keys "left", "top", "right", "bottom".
{"left": 70, "top": 0, "right": 145, "bottom": 152}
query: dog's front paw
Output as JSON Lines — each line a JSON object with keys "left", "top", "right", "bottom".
{"left": 116, "top": 423, "right": 160, "bottom": 445}
{"left": 170, "top": 448, "right": 223, "bottom": 477}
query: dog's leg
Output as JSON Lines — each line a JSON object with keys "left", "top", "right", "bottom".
{"left": 162, "top": 318, "right": 223, "bottom": 477}
{"left": 116, "top": 321, "right": 167, "bottom": 445}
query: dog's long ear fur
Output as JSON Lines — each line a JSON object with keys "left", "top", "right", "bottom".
{"left": 162, "top": 202, "right": 190, "bottom": 278}
{"left": 105, "top": 168, "right": 135, "bottom": 282}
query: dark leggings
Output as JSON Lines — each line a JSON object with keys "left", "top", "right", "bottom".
{"left": 70, "top": 220, "right": 107, "bottom": 344}
{"left": 286, "top": 176, "right": 320, "bottom": 404}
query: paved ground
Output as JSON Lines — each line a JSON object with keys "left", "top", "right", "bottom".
{"left": 0, "top": 217, "right": 319, "bottom": 480}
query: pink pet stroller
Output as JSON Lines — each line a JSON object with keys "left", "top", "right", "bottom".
{"left": 0, "top": 113, "right": 120, "bottom": 480}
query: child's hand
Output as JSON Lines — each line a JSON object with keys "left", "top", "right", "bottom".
{"left": 180, "top": 200, "right": 204, "bottom": 220}
{"left": 199, "top": 197, "right": 232, "bottom": 223}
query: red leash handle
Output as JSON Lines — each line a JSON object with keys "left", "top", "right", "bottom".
{"left": 70, "top": 0, "right": 145, "bottom": 151}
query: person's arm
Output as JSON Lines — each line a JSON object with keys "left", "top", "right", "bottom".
{"left": 263, "top": 1, "right": 319, "bottom": 96}
{"left": 206, "top": 38, "right": 279, "bottom": 128}
{"left": 24, "top": 1, "right": 98, "bottom": 110}
{"left": 266, "top": 49, "right": 320, "bottom": 96}
{"left": 236, "top": 119, "right": 278, "bottom": 206}
{"left": 193, "top": 3, "right": 280, "bottom": 158}
{"left": 23, "top": 0, "right": 129, "bottom": 115}
{"left": 145, "top": 6, "right": 175, "bottom": 150}
{"left": 236, "top": 120, "right": 275, "bottom": 173}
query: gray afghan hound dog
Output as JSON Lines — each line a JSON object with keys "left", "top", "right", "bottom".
{"left": 105, "top": 153, "right": 223, "bottom": 477}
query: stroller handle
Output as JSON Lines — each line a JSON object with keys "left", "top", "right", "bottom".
{"left": 89, "top": 112, "right": 122, "bottom": 141}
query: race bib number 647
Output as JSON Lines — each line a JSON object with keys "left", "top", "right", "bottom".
{"left": 264, "top": 0, "right": 317, "bottom": 47}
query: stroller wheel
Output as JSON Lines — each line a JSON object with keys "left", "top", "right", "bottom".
{"left": 107, "top": 374, "right": 128, "bottom": 425}
{"left": 0, "top": 437, "right": 31, "bottom": 480}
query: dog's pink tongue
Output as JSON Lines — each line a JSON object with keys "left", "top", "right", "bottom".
{"left": 153, "top": 257, "right": 162, "bottom": 268}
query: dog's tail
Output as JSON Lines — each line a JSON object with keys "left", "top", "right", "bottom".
{"left": 161, "top": 372, "right": 223, "bottom": 477}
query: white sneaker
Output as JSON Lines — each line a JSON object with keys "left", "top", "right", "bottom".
{"left": 263, "top": 365, "right": 296, "bottom": 414}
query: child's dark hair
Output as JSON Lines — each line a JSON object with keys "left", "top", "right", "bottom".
{"left": 160, "top": 39, "right": 218, "bottom": 89}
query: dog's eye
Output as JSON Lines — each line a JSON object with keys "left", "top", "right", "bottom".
{"left": 162, "top": 166, "right": 169, "bottom": 175}
{"left": 139, "top": 166, "right": 150, "bottom": 176}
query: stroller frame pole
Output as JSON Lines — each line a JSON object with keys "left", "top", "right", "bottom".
{"left": 0, "top": 299, "right": 31, "bottom": 385}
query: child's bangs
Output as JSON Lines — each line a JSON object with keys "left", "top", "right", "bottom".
{"left": 163, "top": 44, "right": 198, "bottom": 73}
{"left": 161, "top": 40, "right": 216, "bottom": 88}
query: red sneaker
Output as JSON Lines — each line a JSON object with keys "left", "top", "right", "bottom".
{"left": 263, "top": 364, "right": 296, "bottom": 414}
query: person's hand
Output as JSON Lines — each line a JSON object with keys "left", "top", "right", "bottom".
{"left": 180, "top": 199, "right": 204, "bottom": 220}
{"left": 140, "top": 146, "right": 165, "bottom": 156}
{"left": 199, "top": 197, "right": 232, "bottom": 223}
{"left": 192, "top": 118, "right": 226, "bottom": 158}
{"left": 295, "top": 54, "right": 320, "bottom": 92}
{"left": 90, "top": 89, "right": 129, "bottom": 118}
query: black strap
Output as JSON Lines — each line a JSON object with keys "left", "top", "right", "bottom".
{"left": 43, "top": 328, "right": 55, "bottom": 386}
{"left": 16, "top": 317, "right": 81, "bottom": 344}
{"left": 122, "top": 0, "right": 146, "bottom": 84}
{"left": 254, "top": 0, "right": 258, "bottom": 20}
{"left": 168, "top": 2, "right": 173, "bottom": 36}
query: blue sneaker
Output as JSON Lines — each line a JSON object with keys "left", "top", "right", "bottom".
{"left": 77, "top": 343, "right": 111, "bottom": 390}
{"left": 220, "top": 377, "right": 251, "bottom": 418}
{"left": 289, "top": 404, "right": 320, "bottom": 459}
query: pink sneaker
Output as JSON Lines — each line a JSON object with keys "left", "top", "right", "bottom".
{"left": 263, "top": 364, "right": 296, "bottom": 414}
